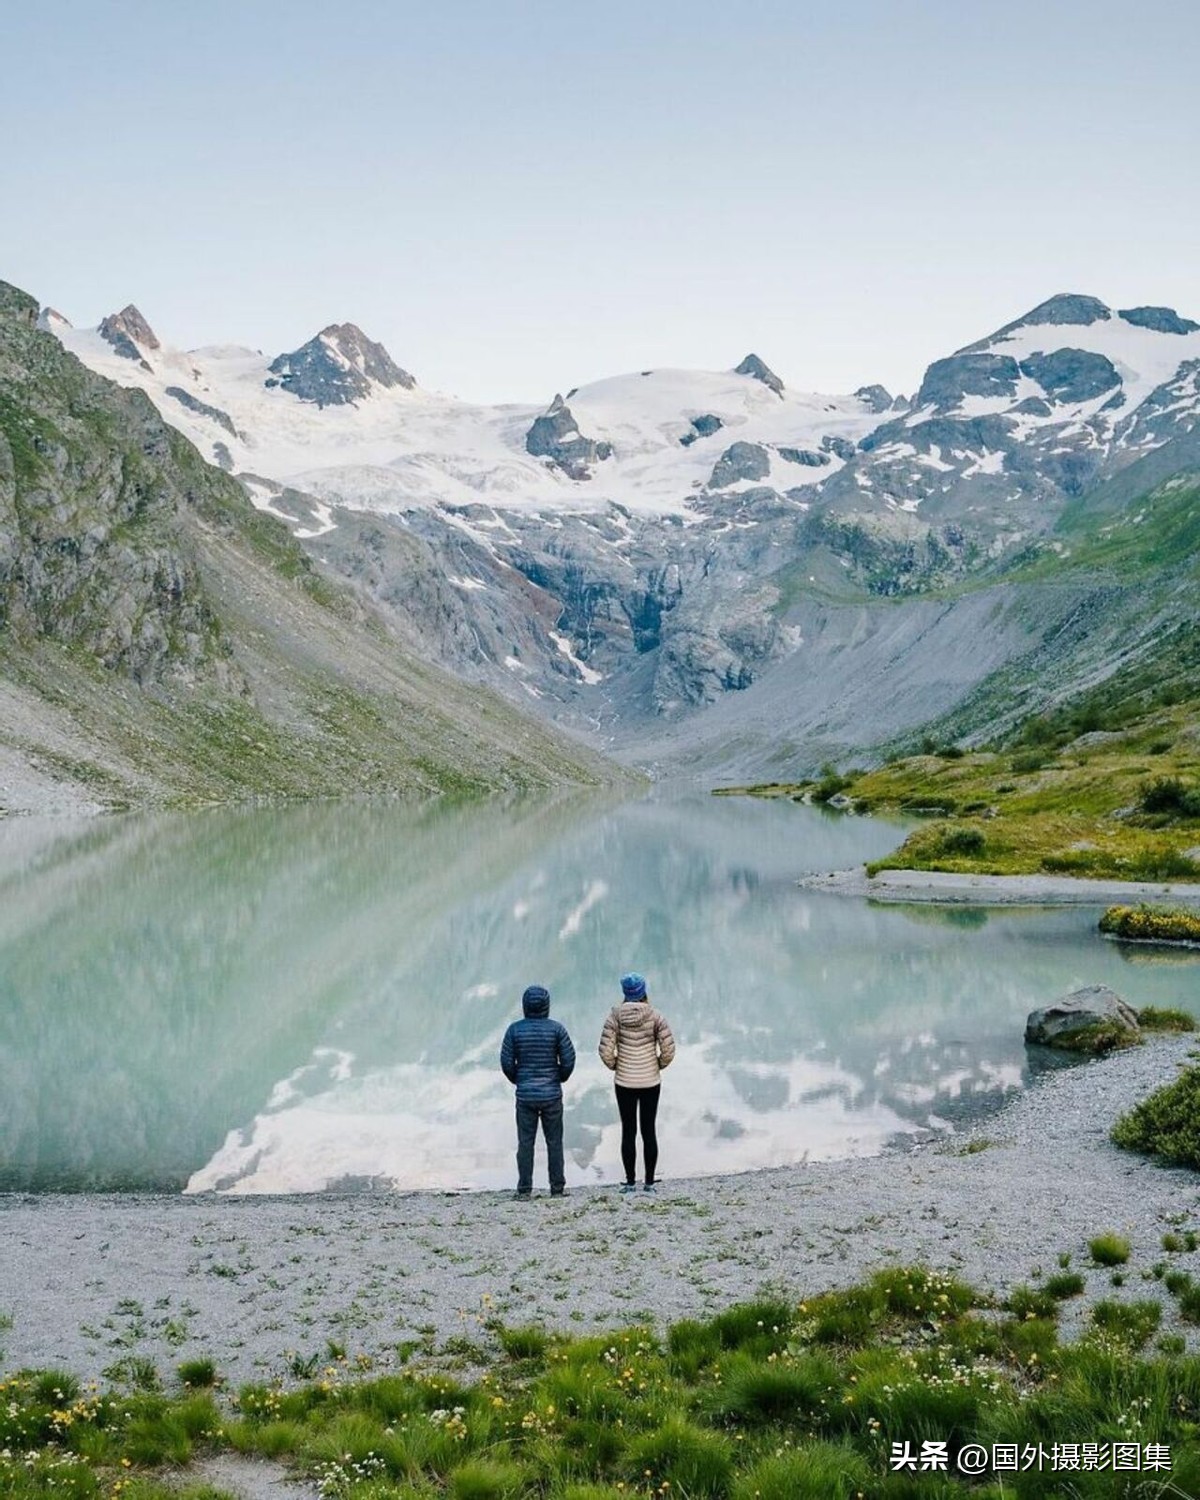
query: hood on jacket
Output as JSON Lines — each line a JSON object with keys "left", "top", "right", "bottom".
{"left": 615, "top": 1001, "right": 654, "bottom": 1035}
{"left": 522, "top": 984, "right": 551, "bottom": 1018}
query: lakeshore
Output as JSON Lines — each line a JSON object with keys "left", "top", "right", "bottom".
{"left": 3, "top": 1036, "right": 1199, "bottom": 1387}
{"left": 798, "top": 866, "right": 1200, "bottom": 906}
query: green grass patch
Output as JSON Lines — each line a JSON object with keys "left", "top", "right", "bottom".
{"left": 1088, "top": 1299, "right": 1162, "bottom": 1350}
{"left": 6, "top": 1269, "right": 1200, "bottom": 1497}
{"left": 1044, "top": 1271, "right": 1086, "bottom": 1299}
{"left": 1138, "top": 1006, "right": 1198, "bottom": 1033}
{"left": 730, "top": 640, "right": 1200, "bottom": 879}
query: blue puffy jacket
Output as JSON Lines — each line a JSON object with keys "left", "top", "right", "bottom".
{"left": 500, "top": 989, "right": 576, "bottom": 1103}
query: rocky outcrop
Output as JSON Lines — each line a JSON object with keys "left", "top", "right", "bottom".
{"left": 735, "top": 353, "right": 784, "bottom": 396}
{"left": 525, "top": 395, "right": 613, "bottom": 479}
{"left": 709, "top": 442, "right": 770, "bottom": 489}
{"left": 1024, "top": 986, "right": 1140, "bottom": 1048}
{"left": 855, "top": 384, "right": 894, "bottom": 414}
{"left": 679, "top": 413, "right": 724, "bottom": 447}
{"left": 267, "top": 324, "right": 415, "bottom": 406}
{"left": 99, "top": 304, "right": 161, "bottom": 359}
{"left": 916, "top": 352, "right": 1021, "bottom": 409}
{"left": 1019, "top": 349, "right": 1120, "bottom": 404}
{"left": 1119, "top": 306, "right": 1200, "bottom": 336}
{"left": 776, "top": 446, "right": 829, "bottom": 468}
{"left": 165, "top": 386, "right": 239, "bottom": 437}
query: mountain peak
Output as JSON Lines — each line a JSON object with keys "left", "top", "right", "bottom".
{"left": 37, "top": 306, "right": 73, "bottom": 333}
{"left": 734, "top": 353, "right": 784, "bottom": 396}
{"left": 854, "top": 384, "right": 894, "bottom": 414}
{"left": 267, "top": 323, "right": 415, "bottom": 406}
{"left": 98, "top": 304, "right": 161, "bottom": 358}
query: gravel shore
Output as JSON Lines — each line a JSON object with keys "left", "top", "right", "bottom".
{"left": 799, "top": 867, "right": 1200, "bottom": 905}
{"left": 3, "top": 1036, "right": 1199, "bottom": 1385}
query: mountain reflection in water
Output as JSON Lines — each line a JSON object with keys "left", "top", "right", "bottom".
{"left": 1, "top": 791, "right": 1195, "bottom": 1193}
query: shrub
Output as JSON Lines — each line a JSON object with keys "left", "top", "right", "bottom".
{"left": 1044, "top": 1272, "right": 1085, "bottom": 1299}
{"left": 1088, "top": 1233, "right": 1131, "bottom": 1267}
{"left": 1112, "top": 1067, "right": 1200, "bottom": 1169}
{"left": 811, "top": 764, "right": 853, "bottom": 804}
{"left": 1126, "top": 849, "right": 1200, "bottom": 881}
{"left": 1139, "top": 776, "right": 1200, "bottom": 818}
{"left": 934, "top": 826, "right": 985, "bottom": 857}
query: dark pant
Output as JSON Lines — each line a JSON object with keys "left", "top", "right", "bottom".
{"left": 615, "top": 1083, "right": 661, "bottom": 1185}
{"left": 515, "top": 1097, "right": 565, "bottom": 1193}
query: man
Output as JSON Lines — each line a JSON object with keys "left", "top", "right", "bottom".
{"left": 500, "top": 983, "right": 576, "bottom": 1198}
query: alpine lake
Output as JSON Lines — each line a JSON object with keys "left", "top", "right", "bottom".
{"left": 2, "top": 788, "right": 1196, "bottom": 1195}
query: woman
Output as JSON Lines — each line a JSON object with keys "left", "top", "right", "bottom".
{"left": 598, "top": 972, "right": 676, "bottom": 1193}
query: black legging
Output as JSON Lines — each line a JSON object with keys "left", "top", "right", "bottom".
{"left": 615, "top": 1083, "right": 661, "bottom": 1185}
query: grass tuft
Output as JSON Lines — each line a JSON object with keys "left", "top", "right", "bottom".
{"left": 1088, "top": 1233, "right": 1132, "bottom": 1266}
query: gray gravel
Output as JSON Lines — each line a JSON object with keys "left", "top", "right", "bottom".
{"left": 2, "top": 1036, "right": 1199, "bottom": 1387}
{"left": 799, "top": 867, "right": 1200, "bottom": 905}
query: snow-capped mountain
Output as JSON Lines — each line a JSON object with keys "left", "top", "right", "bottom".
{"left": 55, "top": 312, "right": 889, "bottom": 516}
{"left": 820, "top": 293, "right": 1200, "bottom": 536}
{"left": 50, "top": 291, "right": 1200, "bottom": 771}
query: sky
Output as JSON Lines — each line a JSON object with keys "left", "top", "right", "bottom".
{"left": 5, "top": 0, "right": 1199, "bottom": 402}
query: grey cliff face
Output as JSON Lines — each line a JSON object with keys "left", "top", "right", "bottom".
{"left": 524, "top": 394, "right": 613, "bottom": 479}
{"left": 267, "top": 324, "right": 416, "bottom": 406}
{"left": 734, "top": 353, "right": 784, "bottom": 396}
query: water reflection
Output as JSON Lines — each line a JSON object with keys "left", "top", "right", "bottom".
{"left": 1, "top": 792, "right": 1196, "bottom": 1193}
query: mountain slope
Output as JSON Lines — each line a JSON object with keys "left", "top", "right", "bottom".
{"left": 0, "top": 282, "right": 621, "bottom": 814}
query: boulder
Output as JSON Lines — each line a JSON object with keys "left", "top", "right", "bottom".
{"left": 1024, "top": 986, "right": 1140, "bottom": 1047}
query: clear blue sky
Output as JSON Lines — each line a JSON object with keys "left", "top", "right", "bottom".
{"left": 5, "top": 0, "right": 1198, "bottom": 401}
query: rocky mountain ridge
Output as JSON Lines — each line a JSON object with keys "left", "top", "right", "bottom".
{"left": 50, "top": 289, "right": 1200, "bottom": 778}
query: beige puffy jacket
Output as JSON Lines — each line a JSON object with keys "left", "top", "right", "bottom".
{"left": 598, "top": 1000, "right": 676, "bottom": 1088}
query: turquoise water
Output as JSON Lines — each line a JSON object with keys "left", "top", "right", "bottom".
{"left": 0, "top": 790, "right": 1196, "bottom": 1193}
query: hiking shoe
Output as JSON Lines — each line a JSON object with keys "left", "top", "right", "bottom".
{"left": 643, "top": 1182, "right": 658, "bottom": 1194}
{"left": 550, "top": 1188, "right": 568, "bottom": 1198}
{"left": 513, "top": 1190, "right": 532, "bottom": 1201}
{"left": 619, "top": 1182, "right": 637, "bottom": 1194}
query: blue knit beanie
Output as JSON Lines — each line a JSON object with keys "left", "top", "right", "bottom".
{"left": 620, "top": 972, "right": 647, "bottom": 1000}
